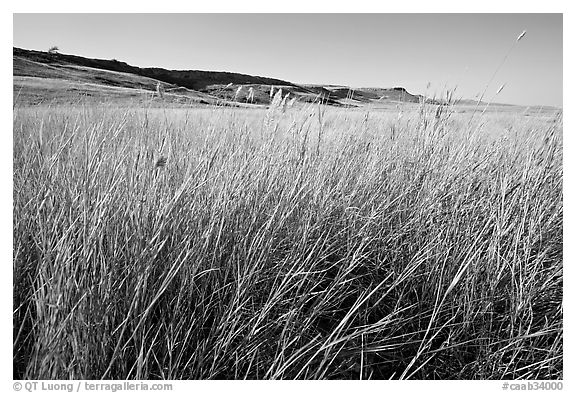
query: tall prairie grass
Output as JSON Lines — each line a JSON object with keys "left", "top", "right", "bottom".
{"left": 13, "top": 99, "right": 562, "bottom": 379}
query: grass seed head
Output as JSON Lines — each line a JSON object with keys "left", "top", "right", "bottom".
{"left": 517, "top": 30, "right": 527, "bottom": 42}
{"left": 155, "top": 156, "right": 167, "bottom": 168}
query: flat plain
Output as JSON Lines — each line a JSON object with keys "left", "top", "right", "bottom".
{"left": 13, "top": 48, "right": 563, "bottom": 380}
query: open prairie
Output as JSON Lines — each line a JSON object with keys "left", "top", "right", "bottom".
{"left": 12, "top": 12, "right": 563, "bottom": 381}
{"left": 13, "top": 96, "right": 562, "bottom": 379}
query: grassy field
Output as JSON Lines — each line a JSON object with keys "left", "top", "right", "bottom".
{"left": 13, "top": 97, "right": 562, "bottom": 379}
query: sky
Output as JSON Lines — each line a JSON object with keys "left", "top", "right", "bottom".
{"left": 13, "top": 13, "right": 563, "bottom": 107}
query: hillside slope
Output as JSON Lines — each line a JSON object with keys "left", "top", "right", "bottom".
{"left": 13, "top": 47, "right": 425, "bottom": 106}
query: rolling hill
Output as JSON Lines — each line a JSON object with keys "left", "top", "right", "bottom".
{"left": 13, "top": 47, "right": 426, "bottom": 106}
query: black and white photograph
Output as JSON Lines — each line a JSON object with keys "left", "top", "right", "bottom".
{"left": 10, "top": 9, "right": 564, "bottom": 386}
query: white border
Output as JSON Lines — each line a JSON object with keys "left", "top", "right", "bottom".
{"left": 4, "top": 4, "right": 571, "bottom": 392}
